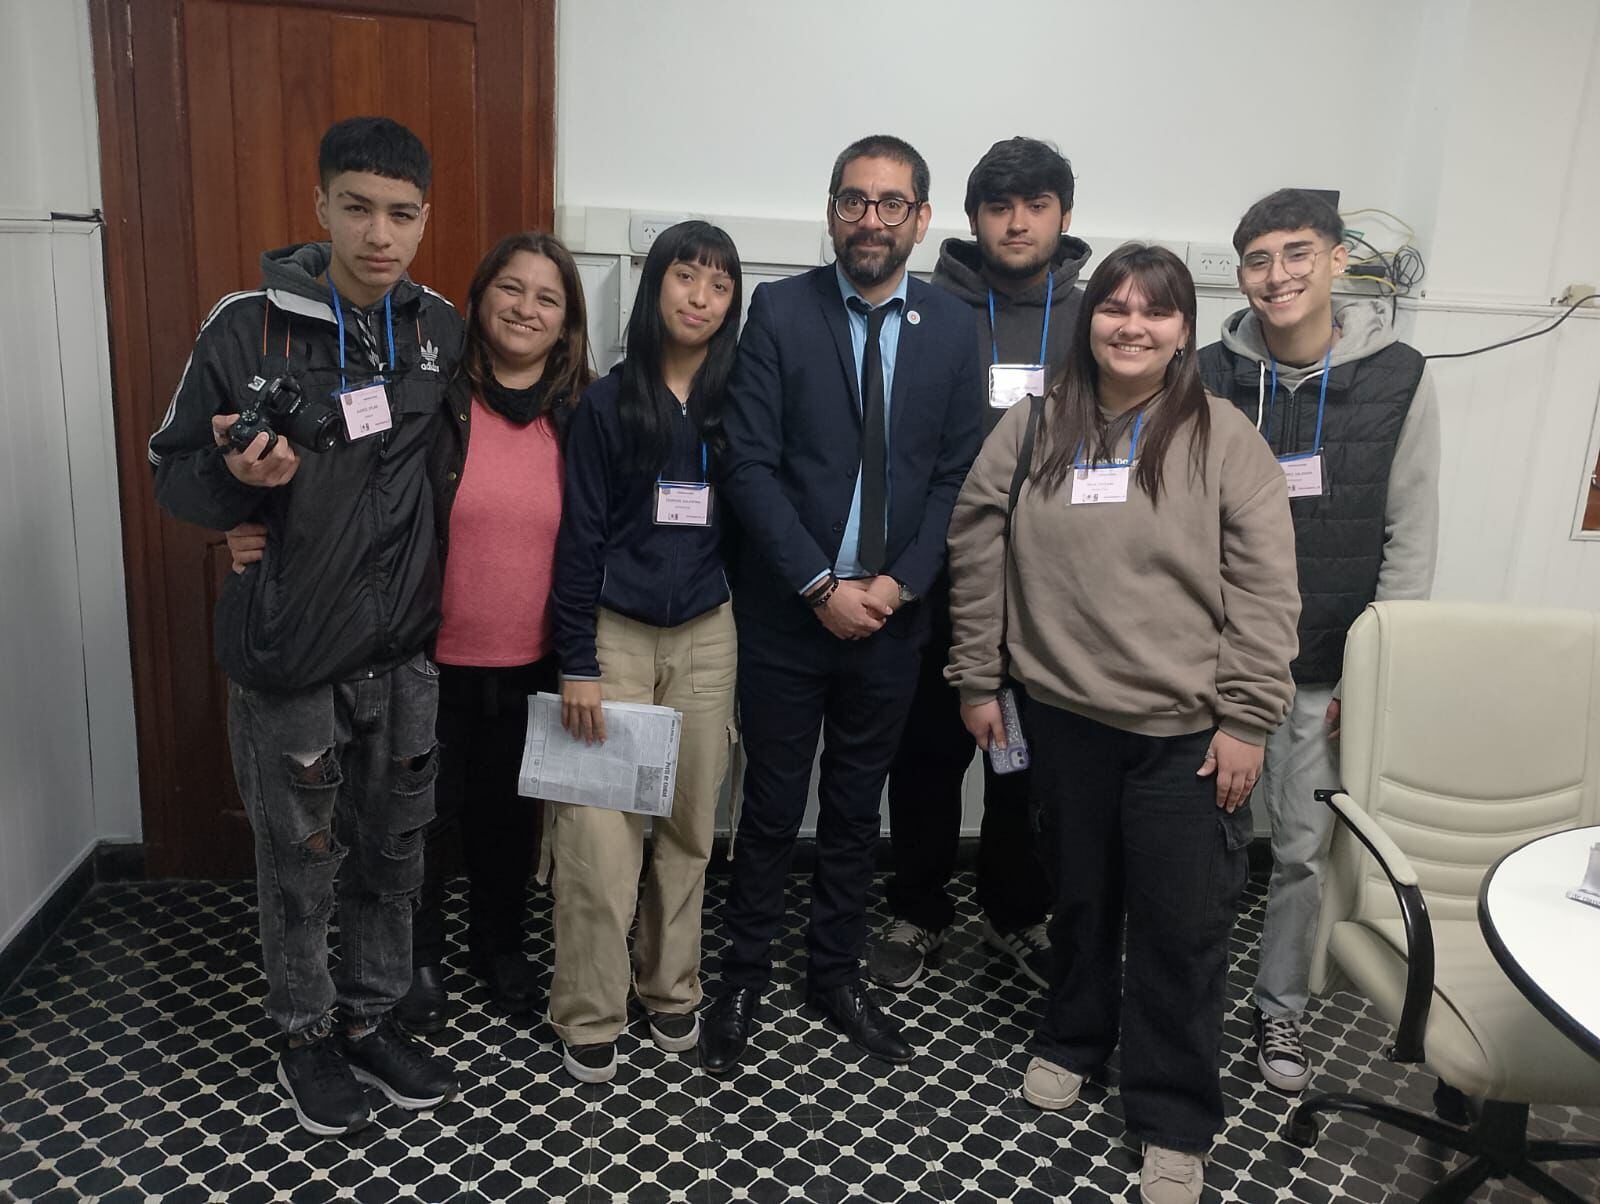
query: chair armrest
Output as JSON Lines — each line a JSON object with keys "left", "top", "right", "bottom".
{"left": 1318, "top": 789, "right": 1435, "bottom": 1063}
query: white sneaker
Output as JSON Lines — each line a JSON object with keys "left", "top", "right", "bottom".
{"left": 1020, "top": 1056, "right": 1083, "bottom": 1110}
{"left": 1139, "top": 1144, "right": 1206, "bottom": 1204}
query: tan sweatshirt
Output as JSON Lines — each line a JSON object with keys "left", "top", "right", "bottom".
{"left": 945, "top": 393, "right": 1299, "bottom": 745}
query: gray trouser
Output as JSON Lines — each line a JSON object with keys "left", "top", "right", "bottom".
{"left": 228, "top": 653, "right": 440, "bottom": 1035}
{"left": 1254, "top": 682, "right": 1339, "bottom": 1020}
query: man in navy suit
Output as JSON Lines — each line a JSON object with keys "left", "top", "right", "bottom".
{"left": 699, "top": 135, "right": 983, "bottom": 1073}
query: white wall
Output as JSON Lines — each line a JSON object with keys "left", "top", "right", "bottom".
{"left": 557, "top": 0, "right": 1600, "bottom": 835}
{"left": 0, "top": 0, "right": 138, "bottom": 953}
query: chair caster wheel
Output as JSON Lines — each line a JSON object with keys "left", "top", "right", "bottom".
{"left": 1284, "top": 1110, "right": 1320, "bottom": 1148}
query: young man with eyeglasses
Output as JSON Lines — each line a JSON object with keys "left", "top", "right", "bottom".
{"left": 1198, "top": 189, "right": 1440, "bottom": 1095}
{"left": 869, "top": 136, "right": 1090, "bottom": 993}
{"left": 699, "top": 135, "right": 982, "bottom": 1074}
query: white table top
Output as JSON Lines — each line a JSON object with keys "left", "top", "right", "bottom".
{"left": 1480, "top": 825, "right": 1600, "bottom": 1058}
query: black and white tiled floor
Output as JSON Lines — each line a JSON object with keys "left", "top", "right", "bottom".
{"left": 2, "top": 869, "right": 1597, "bottom": 1203}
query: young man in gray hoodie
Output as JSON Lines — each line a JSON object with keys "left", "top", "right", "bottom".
{"left": 1198, "top": 189, "right": 1440, "bottom": 1094}
{"left": 870, "top": 137, "right": 1092, "bottom": 991}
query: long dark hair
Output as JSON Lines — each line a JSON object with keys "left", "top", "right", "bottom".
{"left": 1033, "top": 242, "right": 1209, "bottom": 502}
{"left": 460, "top": 231, "right": 593, "bottom": 435}
{"left": 617, "top": 220, "right": 743, "bottom": 475}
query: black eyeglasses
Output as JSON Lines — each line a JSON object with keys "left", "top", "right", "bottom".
{"left": 832, "top": 192, "right": 920, "bottom": 228}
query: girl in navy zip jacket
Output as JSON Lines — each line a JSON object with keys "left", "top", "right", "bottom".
{"left": 548, "top": 221, "right": 743, "bottom": 1082}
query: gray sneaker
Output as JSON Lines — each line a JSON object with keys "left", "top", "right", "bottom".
{"left": 865, "top": 920, "right": 948, "bottom": 990}
{"left": 1021, "top": 1056, "right": 1082, "bottom": 1110}
{"left": 1254, "top": 1008, "right": 1312, "bottom": 1093}
{"left": 980, "top": 918, "right": 1051, "bottom": 989}
{"left": 1140, "top": 1144, "right": 1205, "bottom": 1204}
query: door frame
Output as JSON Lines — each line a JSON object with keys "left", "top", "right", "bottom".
{"left": 88, "top": 0, "right": 556, "bottom": 876}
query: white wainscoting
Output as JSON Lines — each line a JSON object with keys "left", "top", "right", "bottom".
{"left": 0, "top": 220, "right": 140, "bottom": 952}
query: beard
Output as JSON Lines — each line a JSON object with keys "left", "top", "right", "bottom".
{"left": 836, "top": 228, "right": 914, "bottom": 288}
{"left": 980, "top": 235, "right": 1059, "bottom": 282}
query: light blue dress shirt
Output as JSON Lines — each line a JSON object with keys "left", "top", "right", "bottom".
{"left": 833, "top": 264, "right": 908, "bottom": 579}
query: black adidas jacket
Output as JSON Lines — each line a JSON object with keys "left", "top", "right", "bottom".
{"left": 149, "top": 242, "right": 463, "bottom": 691}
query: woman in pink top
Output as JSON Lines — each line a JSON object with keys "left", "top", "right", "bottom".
{"left": 228, "top": 231, "right": 593, "bottom": 1033}
{"left": 404, "top": 232, "right": 595, "bottom": 1029}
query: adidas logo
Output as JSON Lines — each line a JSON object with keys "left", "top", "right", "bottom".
{"left": 419, "top": 340, "right": 441, "bottom": 373}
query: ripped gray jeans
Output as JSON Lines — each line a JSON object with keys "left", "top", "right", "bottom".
{"left": 228, "top": 652, "right": 440, "bottom": 1035}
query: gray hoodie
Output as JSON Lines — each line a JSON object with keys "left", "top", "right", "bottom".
{"left": 1216, "top": 297, "right": 1441, "bottom": 613}
{"left": 933, "top": 234, "right": 1092, "bottom": 434}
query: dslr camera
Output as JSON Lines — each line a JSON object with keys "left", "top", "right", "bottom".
{"left": 227, "top": 375, "right": 341, "bottom": 457}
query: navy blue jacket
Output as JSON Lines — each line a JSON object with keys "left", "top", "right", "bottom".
{"left": 552, "top": 365, "right": 730, "bottom": 678}
{"left": 721, "top": 266, "right": 983, "bottom": 633}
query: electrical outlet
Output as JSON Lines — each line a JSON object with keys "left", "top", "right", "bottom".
{"left": 1558, "top": 282, "right": 1598, "bottom": 308}
{"left": 1187, "top": 242, "right": 1238, "bottom": 285}
{"left": 629, "top": 212, "right": 690, "bottom": 254}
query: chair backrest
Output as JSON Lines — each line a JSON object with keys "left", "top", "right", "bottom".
{"left": 1312, "top": 601, "right": 1600, "bottom": 989}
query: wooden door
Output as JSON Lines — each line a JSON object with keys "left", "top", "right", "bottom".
{"left": 91, "top": 0, "right": 555, "bottom": 878}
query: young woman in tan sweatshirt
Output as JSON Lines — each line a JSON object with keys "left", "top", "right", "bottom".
{"left": 945, "top": 243, "right": 1299, "bottom": 1204}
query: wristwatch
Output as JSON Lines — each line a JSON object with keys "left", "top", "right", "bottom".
{"left": 896, "top": 580, "right": 918, "bottom": 606}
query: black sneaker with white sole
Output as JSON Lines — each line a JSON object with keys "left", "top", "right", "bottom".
{"left": 1254, "top": 1007, "right": 1311, "bottom": 1093}
{"left": 647, "top": 1010, "right": 701, "bottom": 1052}
{"left": 563, "top": 1041, "right": 618, "bottom": 1083}
{"left": 342, "top": 1016, "right": 458, "bottom": 1109}
{"left": 981, "top": 918, "right": 1052, "bottom": 989}
{"left": 866, "top": 920, "right": 948, "bottom": 990}
{"left": 277, "top": 1028, "right": 370, "bottom": 1137}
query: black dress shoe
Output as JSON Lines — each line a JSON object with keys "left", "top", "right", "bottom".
{"left": 393, "top": 964, "right": 447, "bottom": 1036}
{"left": 472, "top": 952, "right": 539, "bottom": 1015}
{"left": 698, "top": 987, "right": 760, "bottom": 1076}
{"left": 805, "top": 980, "right": 914, "bottom": 1063}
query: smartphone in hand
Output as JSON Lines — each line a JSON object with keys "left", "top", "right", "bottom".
{"left": 987, "top": 686, "right": 1030, "bottom": 775}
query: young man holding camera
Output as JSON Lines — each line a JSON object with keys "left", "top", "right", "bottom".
{"left": 150, "top": 117, "right": 463, "bottom": 1137}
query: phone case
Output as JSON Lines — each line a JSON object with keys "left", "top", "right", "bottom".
{"left": 987, "top": 686, "right": 1031, "bottom": 774}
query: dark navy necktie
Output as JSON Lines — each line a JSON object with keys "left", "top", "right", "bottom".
{"left": 849, "top": 297, "right": 894, "bottom": 574}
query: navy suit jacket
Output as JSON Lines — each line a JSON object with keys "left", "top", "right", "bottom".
{"left": 722, "top": 265, "right": 983, "bottom": 633}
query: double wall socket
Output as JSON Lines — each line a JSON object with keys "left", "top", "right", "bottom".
{"left": 1187, "top": 242, "right": 1239, "bottom": 285}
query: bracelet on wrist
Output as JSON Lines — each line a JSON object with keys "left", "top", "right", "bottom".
{"left": 806, "top": 575, "right": 839, "bottom": 608}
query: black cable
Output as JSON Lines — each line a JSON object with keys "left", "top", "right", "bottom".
{"left": 1423, "top": 293, "right": 1598, "bottom": 360}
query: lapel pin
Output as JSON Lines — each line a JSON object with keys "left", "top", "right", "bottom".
{"left": 906, "top": 310, "right": 920, "bottom": 325}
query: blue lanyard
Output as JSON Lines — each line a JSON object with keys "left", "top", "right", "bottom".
{"left": 986, "top": 272, "right": 1053, "bottom": 366}
{"left": 1265, "top": 343, "right": 1332, "bottom": 461}
{"left": 1074, "top": 409, "right": 1145, "bottom": 469}
{"left": 328, "top": 282, "right": 396, "bottom": 391}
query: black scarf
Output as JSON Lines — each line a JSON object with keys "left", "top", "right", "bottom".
{"left": 480, "top": 371, "right": 550, "bottom": 424}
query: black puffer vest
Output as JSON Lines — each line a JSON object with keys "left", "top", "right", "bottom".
{"left": 1199, "top": 342, "right": 1424, "bottom": 684}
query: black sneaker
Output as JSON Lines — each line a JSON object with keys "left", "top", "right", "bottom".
{"left": 277, "top": 1029, "right": 369, "bottom": 1137}
{"left": 981, "top": 918, "right": 1052, "bottom": 989}
{"left": 1254, "top": 1008, "right": 1311, "bottom": 1093}
{"left": 342, "top": 1016, "right": 458, "bottom": 1109}
{"left": 562, "top": 1041, "right": 618, "bottom": 1084}
{"left": 646, "top": 1010, "right": 700, "bottom": 1052}
{"left": 866, "top": 920, "right": 948, "bottom": 990}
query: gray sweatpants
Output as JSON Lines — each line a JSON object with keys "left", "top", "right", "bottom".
{"left": 1254, "top": 682, "right": 1340, "bottom": 1020}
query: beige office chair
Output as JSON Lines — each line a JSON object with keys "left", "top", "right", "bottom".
{"left": 1289, "top": 600, "right": 1600, "bottom": 1203}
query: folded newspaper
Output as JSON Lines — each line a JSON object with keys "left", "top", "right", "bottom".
{"left": 517, "top": 692, "right": 682, "bottom": 817}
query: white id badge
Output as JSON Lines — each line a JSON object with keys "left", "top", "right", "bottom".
{"left": 337, "top": 382, "right": 393, "bottom": 441}
{"left": 654, "top": 482, "right": 713, "bottom": 527}
{"left": 989, "top": 364, "right": 1046, "bottom": 410}
{"left": 1280, "top": 453, "right": 1326, "bottom": 498}
{"left": 1070, "top": 465, "right": 1131, "bottom": 505}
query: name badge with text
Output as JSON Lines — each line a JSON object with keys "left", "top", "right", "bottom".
{"left": 654, "top": 482, "right": 713, "bottom": 527}
{"left": 337, "top": 382, "right": 393, "bottom": 441}
{"left": 1071, "top": 465, "right": 1131, "bottom": 505}
{"left": 1280, "top": 453, "right": 1327, "bottom": 498}
{"left": 989, "top": 364, "right": 1046, "bottom": 410}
